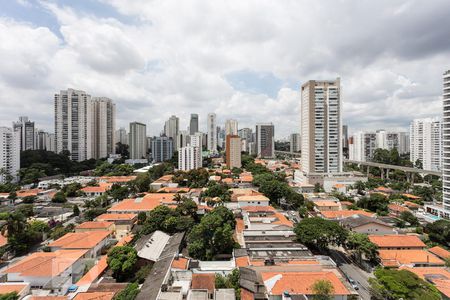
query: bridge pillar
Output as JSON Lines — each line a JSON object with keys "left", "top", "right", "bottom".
{"left": 381, "top": 168, "right": 384, "bottom": 180}
{"left": 386, "top": 169, "right": 390, "bottom": 180}
{"left": 367, "top": 166, "right": 370, "bottom": 177}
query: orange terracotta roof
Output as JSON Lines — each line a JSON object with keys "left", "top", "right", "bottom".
{"left": 241, "top": 288, "right": 254, "bottom": 300}
{"left": 368, "top": 235, "right": 426, "bottom": 248}
{"left": 73, "top": 292, "right": 115, "bottom": 300}
{"left": 240, "top": 175, "right": 253, "bottom": 182}
{"left": 76, "top": 221, "right": 114, "bottom": 230}
{"left": 153, "top": 175, "right": 173, "bottom": 183}
{"left": 108, "top": 193, "right": 176, "bottom": 212}
{"left": 29, "top": 297, "right": 67, "bottom": 300}
{"left": 237, "top": 195, "right": 270, "bottom": 202}
{"left": 116, "top": 234, "right": 134, "bottom": 247}
{"left": 402, "top": 193, "right": 421, "bottom": 200}
{"left": 4, "top": 250, "right": 87, "bottom": 277}
{"left": 314, "top": 200, "right": 340, "bottom": 207}
{"left": 404, "top": 201, "right": 421, "bottom": 208}
{"left": 0, "top": 283, "right": 29, "bottom": 295}
{"left": 236, "top": 218, "right": 245, "bottom": 234}
{"left": 17, "top": 189, "right": 40, "bottom": 197}
{"left": 48, "top": 231, "right": 111, "bottom": 249}
{"left": 0, "top": 234, "right": 7, "bottom": 247}
{"left": 334, "top": 184, "right": 345, "bottom": 189}
{"left": 320, "top": 210, "right": 375, "bottom": 219}
{"left": 171, "top": 257, "right": 189, "bottom": 270}
{"left": 100, "top": 176, "right": 137, "bottom": 183}
{"left": 223, "top": 178, "right": 233, "bottom": 184}
{"left": 241, "top": 206, "right": 275, "bottom": 212}
{"left": 388, "top": 203, "right": 409, "bottom": 213}
{"left": 235, "top": 256, "right": 250, "bottom": 267}
{"left": 157, "top": 187, "right": 190, "bottom": 193}
{"left": 340, "top": 201, "right": 353, "bottom": 206}
{"left": 379, "top": 249, "right": 444, "bottom": 266}
{"left": 261, "top": 271, "right": 350, "bottom": 296}
{"left": 96, "top": 213, "right": 137, "bottom": 222}
{"left": 191, "top": 273, "right": 215, "bottom": 293}
{"left": 428, "top": 246, "right": 450, "bottom": 260}
{"left": 77, "top": 256, "right": 108, "bottom": 286}
{"left": 81, "top": 186, "right": 107, "bottom": 193}
{"left": 272, "top": 212, "right": 293, "bottom": 227}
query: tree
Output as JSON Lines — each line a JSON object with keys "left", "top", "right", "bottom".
{"left": 314, "top": 183, "right": 325, "bottom": 193}
{"left": 353, "top": 181, "right": 366, "bottom": 194}
{"left": 63, "top": 182, "right": 82, "bottom": 197}
{"left": 346, "top": 232, "right": 379, "bottom": 263}
{"left": 107, "top": 246, "right": 138, "bottom": 282}
{"left": 115, "top": 142, "right": 130, "bottom": 159}
{"left": 188, "top": 207, "right": 236, "bottom": 260}
{"left": 113, "top": 282, "right": 139, "bottom": 300}
{"left": 129, "top": 173, "right": 151, "bottom": 193}
{"left": 311, "top": 279, "right": 334, "bottom": 300}
{"left": 202, "top": 182, "right": 231, "bottom": 202}
{"left": 137, "top": 212, "right": 147, "bottom": 225}
{"left": 357, "top": 193, "right": 389, "bottom": 214}
{"left": 369, "top": 268, "right": 441, "bottom": 300}
{"left": 425, "top": 219, "right": 450, "bottom": 247}
{"left": 294, "top": 217, "right": 348, "bottom": 250}
{"left": 0, "top": 292, "right": 19, "bottom": 300}
{"left": 52, "top": 191, "right": 67, "bottom": 203}
{"left": 215, "top": 269, "right": 240, "bottom": 299}
{"left": 50, "top": 224, "right": 75, "bottom": 240}
{"left": 108, "top": 184, "right": 129, "bottom": 201}
{"left": 22, "top": 195, "right": 37, "bottom": 204}
{"left": 399, "top": 211, "right": 419, "bottom": 227}
{"left": 73, "top": 204, "right": 80, "bottom": 216}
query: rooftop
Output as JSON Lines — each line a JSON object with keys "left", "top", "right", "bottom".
{"left": 73, "top": 292, "right": 115, "bottom": 300}
{"left": 77, "top": 255, "right": 108, "bottom": 286}
{"left": 379, "top": 249, "right": 444, "bottom": 267}
{"left": 320, "top": 210, "right": 375, "bottom": 219}
{"left": 108, "top": 193, "right": 176, "bottom": 212}
{"left": 368, "top": 235, "right": 426, "bottom": 248}
{"left": 428, "top": 246, "right": 450, "bottom": 260}
{"left": 191, "top": 273, "right": 215, "bottom": 293}
{"left": 0, "top": 283, "right": 29, "bottom": 296}
{"left": 48, "top": 231, "right": 111, "bottom": 249}
{"left": 75, "top": 221, "right": 114, "bottom": 230}
{"left": 96, "top": 213, "right": 137, "bottom": 222}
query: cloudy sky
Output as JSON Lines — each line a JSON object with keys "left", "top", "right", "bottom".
{"left": 1, "top": 0, "right": 449, "bottom": 138}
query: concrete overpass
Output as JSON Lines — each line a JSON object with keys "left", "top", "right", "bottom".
{"left": 344, "top": 159, "right": 442, "bottom": 182}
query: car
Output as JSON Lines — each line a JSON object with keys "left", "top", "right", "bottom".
{"left": 348, "top": 277, "right": 359, "bottom": 290}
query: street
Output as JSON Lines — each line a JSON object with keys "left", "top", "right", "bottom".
{"left": 329, "top": 249, "right": 373, "bottom": 300}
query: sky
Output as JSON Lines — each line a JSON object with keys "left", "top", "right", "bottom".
{"left": 0, "top": 0, "right": 449, "bottom": 138}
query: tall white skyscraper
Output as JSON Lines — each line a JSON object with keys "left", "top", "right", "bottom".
{"left": 177, "top": 130, "right": 189, "bottom": 150}
{"left": 290, "top": 133, "right": 301, "bottom": 153}
{"left": 129, "top": 122, "right": 147, "bottom": 159}
{"left": 301, "top": 79, "right": 342, "bottom": 174}
{"left": 0, "top": 127, "right": 20, "bottom": 183}
{"left": 207, "top": 113, "right": 217, "bottom": 153}
{"left": 91, "top": 97, "right": 116, "bottom": 159}
{"left": 54, "top": 89, "right": 92, "bottom": 161}
{"left": 256, "top": 123, "right": 275, "bottom": 158}
{"left": 13, "top": 116, "right": 35, "bottom": 151}
{"left": 190, "top": 133, "right": 203, "bottom": 149}
{"left": 410, "top": 118, "right": 442, "bottom": 171}
{"left": 164, "top": 115, "right": 179, "bottom": 149}
{"left": 179, "top": 145, "right": 202, "bottom": 171}
{"left": 115, "top": 127, "right": 128, "bottom": 145}
{"left": 442, "top": 70, "right": 450, "bottom": 213}
{"left": 225, "top": 119, "right": 238, "bottom": 136}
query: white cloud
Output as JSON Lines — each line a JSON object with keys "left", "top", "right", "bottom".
{"left": 0, "top": 0, "right": 449, "bottom": 138}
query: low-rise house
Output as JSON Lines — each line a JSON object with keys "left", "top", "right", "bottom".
{"left": 237, "top": 195, "right": 270, "bottom": 208}
{"left": 314, "top": 200, "right": 341, "bottom": 211}
{"left": 320, "top": 210, "right": 375, "bottom": 220}
{"left": 2, "top": 250, "right": 87, "bottom": 294}
{"left": 400, "top": 267, "right": 450, "bottom": 299}
{"left": 108, "top": 193, "right": 176, "bottom": 214}
{"left": 75, "top": 221, "right": 115, "bottom": 233}
{"left": 150, "top": 175, "right": 176, "bottom": 190}
{"left": 73, "top": 292, "right": 115, "bottom": 300}
{"left": 340, "top": 214, "right": 395, "bottom": 235}
{"left": 388, "top": 203, "right": 410, "bottom": 217}
{"left": 368, "top": 235, "right": 426, "bottom": 250}
{"left": 48, "top": 231, "right": 112, "bottom": 258}
{"left": 378, "top": 249, "right": 445, "bottom": 268}
{"left": 95, "top": 213, "right": 137, "bottom": 239}
{"left": 80, "top": 186, "right": 108, "bottom": 197}
{"left": 98, "top": 176, "right": 137, "bottom": 184}
{"left": 191, "top": 273, "right": 215, "bottom": 299}
{"left": 428, "top": 246, "right": 450, "bottom": 261}
{"left": 76, "top": 255, "right": 108, "bottom": 288}
{"left": 0, "top": 283, "right": 30, "bottom": 299}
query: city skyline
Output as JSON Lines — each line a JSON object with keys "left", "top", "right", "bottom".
{"left": 1, "top": 1, "right": 450, "bottom": 137}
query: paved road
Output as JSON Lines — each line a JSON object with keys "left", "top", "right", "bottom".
{"left": 329, "top": 249, "right": 372, "bottom": 300}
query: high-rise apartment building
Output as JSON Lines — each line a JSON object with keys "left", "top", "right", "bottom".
{"left": 226, "top": 135, "right": 241, "bottom": 169}
{"left": 13, "top": 116, "right": 35, "bottom": 151}
{"left": 225, "top": 119, "right": 238, "bottom": 136}
{"left": 0, "top": 127, "right": 20, "bottom": 183}
{"left": 342, "top": 125, "right": 349, "bottom": 149}
{"left": 91, "top": 97, "right": 116, "bottom": 159}
{"left": 54, "top": 89, "right": 92, "bottom": 161}
{"left": 207, "top": 113, "right": 217, "bottom": 153}
{"left": 349, "top": 131, "right": 376, "bottom": 162}
{"left": 177, "top": 130, "right": 189, "bottom": 150}
{"left": 189, "top": 114, "right": 199, "bottom": 135}
{"left": 129, "top": 122, "right": 147, "bottom": 160}
{"left": 164, "top": 115, "right": 179, "bottom": 149}
{"left": 290, "top": 133, "right": 301, "bottom": 153}
{"left": 36, "top": 130, "right": 52, "bottom": 151}
{"left": 179, "top": 145, "right": 202, "bottom": 171}
{"left": 190, "top": 133, "right": 203, "bottom": 149}
{"left": 256, "top": 123, "right": 275, "bottom": 158}
{"left": 152, "top": 136, "right": 174, "bottom": 163}
{"left": 301, "top": 79, "right": 342, "bottom": 174}
{"left": 410, "top": 118, "right": 442, "bottom": 171}
{"left": 115, "top": 127, "right": 128, "bottom": 145}
{"left": 442, "top": 70, "right": 450, "bottom": 213}
{"left": 238, "top": 128, "right": 253, "bottom": 142}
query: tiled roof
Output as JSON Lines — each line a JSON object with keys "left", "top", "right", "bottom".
{"left": 108, "top": 193, "right": 176, "bottom": 212}
{"left": 48, "top": 231, "right": 111, "bottom": 249}
{"left": 401, "top": 267, "right": 450, "bottom": 298}
{"left": 379, "top": 249, "right": 444, "bottom": 267}
{"left": 73, "top": 292, "right": 115, "bottom": 300}
{"left": 0, "top": 233, "right": 7, "bottom": 247}
{"left": 314, "top": 200, "right": 340, "bottom": 207}
{"left": 81, "top": 186, "right": 107, "bottom": 193}
{"left": 100, "top": 176, "right": 137, "bottom": 183}
{"left": 96, "top": 213, "right": 137, "bottom": 222}
{"left": 77, "top": 255, "right": 108, "bottom": 286}
{"left": 191, "top": 273, "right": 215, "bottom": 293}
{"left": 261, "top": 271, "right": 350, "bottom": 296}
{"left": 171, "top": 257, "right": 189, "bottom": 270}
{"left": 241, "top": 206, "right": 275, "bottom": 212}
{"left": 237, "top": 195, "right": 270, "bottom": 202}
{"left": 17, "top": 189, "right": 40, "bottom": 197}
{"left": 29, "top": 297, "right": 67, "bottom": 300}
{"left": 116, "top": 234, "right": 134, "bottom": 247}
{"left": 0, "top": 283, "right": 29, "bottom": 295}
{"left": 235, "top": 256, "right": 250, "bottom": 267}
{"left": 76, "top": 221, "right": 114, "bottom": 230}
{"left": 320, "top": 210, "right": 375, "bottom": 219}
{"left": 368, "top": 235, "right": 426, "bottom": 248}
{"left": 388, "top": 203, "right": 409, "bottom": 213}
{"left": 153, "top": 175, "right": 173, "bottom": 183}
{"left": 428, "top": 246, "right": 450, "bottom": 260}
{"left": 157, "top": 187, "right": 190, "bottom": 193}
{"left": 4, "top": 250, "right": 87, "bottom": 277}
